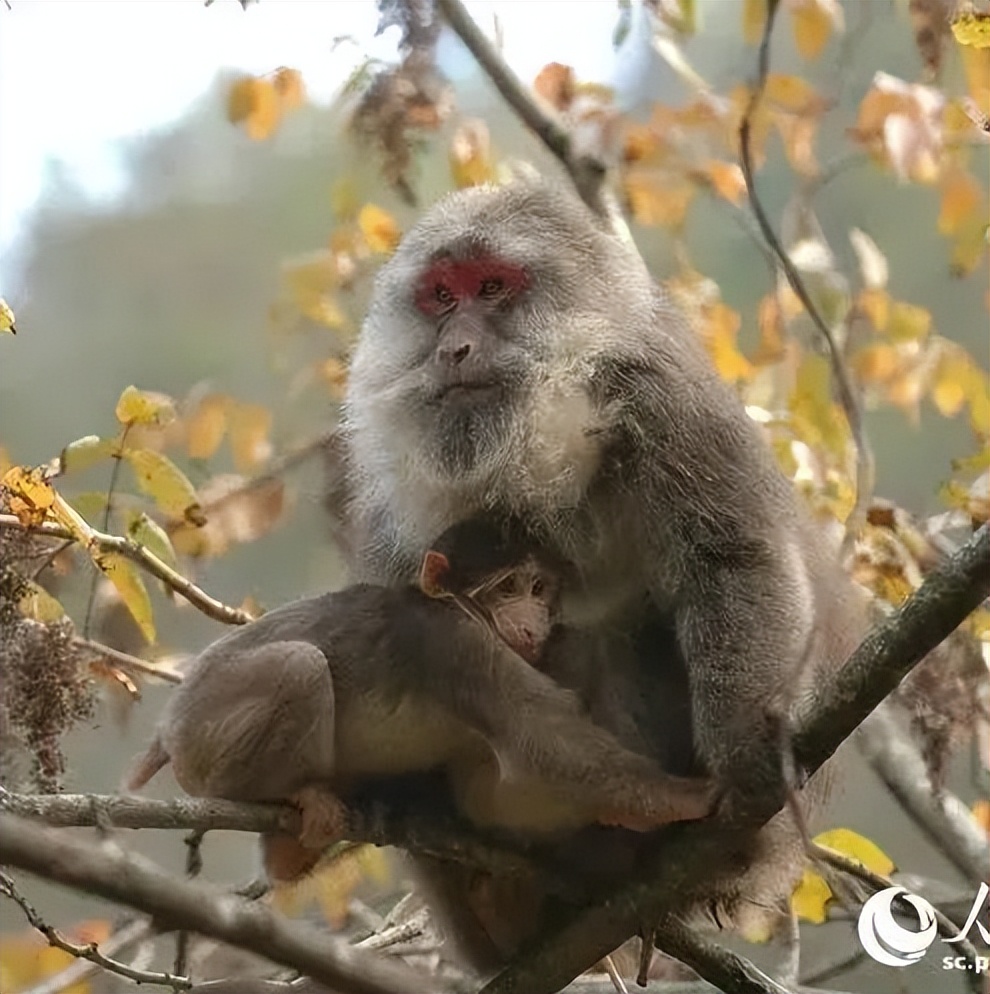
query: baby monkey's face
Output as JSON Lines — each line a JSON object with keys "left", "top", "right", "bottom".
{"left": 418, "top": 539, "right": 561, "bottom": 666}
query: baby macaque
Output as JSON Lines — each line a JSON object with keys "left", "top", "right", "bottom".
{"left": 126, "top": 518, "right": 715, "bottom": 881}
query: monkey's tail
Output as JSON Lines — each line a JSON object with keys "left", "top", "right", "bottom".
{"left": 122, "top": 736, "right": 170, "bottom": 791}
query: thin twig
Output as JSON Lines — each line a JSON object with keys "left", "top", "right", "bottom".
{"left": 0, "top": 513, "right": 253, "bottom": 625}
{"left": 0, "top": 813, "right": 436, "bottom": 994}
{"left": 74, "top": 635, "right": 185, "bottom": 684}
{"left": 738, "top": 0, "right": 874, "bottom": 554}
{"left": 0, "top": 869, "right": 192, "bottom": 990}
{"left": 435, "top": 0, "right": 610, "bottom": 223}
{"left": 20, "top": 918, "right": 154, "bottom": 994}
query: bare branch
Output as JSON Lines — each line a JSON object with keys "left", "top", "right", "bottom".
{"left": 0, "top": 813, "right": 437, "bottom": 994}
{"left": 434, "top": 0, "right": 610, "bottom": 223}
{"left": 75, "top": 635, "right": 185, "bottom": 685}
{"left": 0, "top": 870, "right": 192, "bottom": 990}
{"left": 737, "top": 0, "right": 874, "bottom": 553}
{"left": 0, "top": 513, "right": 253, "bottom": 625}
{"left": 855, "top": 705, "right": 990, "bottom": 882}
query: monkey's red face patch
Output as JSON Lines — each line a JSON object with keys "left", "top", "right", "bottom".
{"left": 414, "top": 256, "right": 529, "bottom": 316}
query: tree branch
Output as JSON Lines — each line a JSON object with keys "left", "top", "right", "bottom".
{"left": 75, "top": 635, "right": 185, "bottom": 685}
{"left": 0, "top": 513, "right": 254, "bottom": 626}
{"left": 738, "top": 0, "right": 874, "bottom": 553}
{"left": 481, "top": 524, "right": 990, "bottom": 994}
{"left": 434, "top": 0, "right": 610, "bottom": 223}
{"left": 0, "top": 813, "right": 436, "bottom": 994}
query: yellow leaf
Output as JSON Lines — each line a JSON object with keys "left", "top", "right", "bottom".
{"left": 320, "top": 356, "right": 349, "bottom": 399}
{"left": 228, "top": 76, "right": 281, "bottom": 140}
{"left": 950, "top": 213, "right": 989, "bottom": 278}
{"left": 790, "top": 0, "right": 839, "bottom": 61}
{"left": 625, "top": 174, "right": 695, "bottom": 229}
{"left": 35, "top": 946, "right": 88, "bottom": 994}
{"left": 19, "top": 579, "right": 66, "bottom": 622}
{"left": 952, "top": 10, "right": 990, "bottom": 48}
{"left": 699, "top": 160, "right": 746, "bottom": 204}
{"left": 703, "top": 303, "right": 752, "bottom": 383}
{"left": 186, "top": 393, "right": 230, "bottom": 461}
{"left": 931, "top": 348, "right": 972, "bottom": 417}
{"left": 533, "top": 62, "right": 576, "bottom": 111}
{"left": 789, "top": 353, "right": 848, "bottom": 457}
{"left": 791, "top": 868, "right": 833, "bottom": 923}
{"left": 743, "top": 0, "right": 767, "bottom": 44}
{"left": 753, "top": 295, "right": 787, "bottom": 365}
{"left": 885, "top": 301, "right": 931, "bottom": 343}
{"left": 123, "top": 449, "right": 203, "bottom": 523}
{"left": 0, "top": 297, "right": 16, "bottom": 335}
{"left": 228, "top": 402, "right": 273, "bottom": 473}
{"left": 115, "top": 386, "right": 176, "bottom": 428}
{"left": 272, "top": 66, "right": 306, "bottom": 110}
{"left": 938, "top": 168, "right": 984, "bottom": 236}
{"left": 814, "top": 827, "right": 896, "bottom": 875}
{"left": 763, "top": 73, "right": 821, "bottom": 113}
{"left": 59, "top": 435, "right": 116, "bottom": 474}
{"left": 960, "top": 43, "right": 990, "bottom": 116}
{"left": 358, "top": 204, "right": 401, "bottom": 254}
{"left": 126, "top": 511, "right": 178, "bottom": 570}
{"left": 857, "top": 288, "right": 890, "bottom": 331}
{"left": 330, "top": 178, "right": 359, "bottom": 221}
{"left": 69, "top": 491, "right": 108, "bottom": 521}
{"left": 852, "top": 343, "right": 901, "bottom": 384}
{"left": 95, "top": 552, "right": 155, "bottom": 643}
{"left": 449, "top": 119, "right": 496, "bottom": 189}
{"left": 2, "top": 465, "right": 57, "bottom": 528}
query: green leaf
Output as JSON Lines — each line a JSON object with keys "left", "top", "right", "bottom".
{"left": 59, "top": 435, "right": 116, "bottom": 474}
{"left": 126, "top": 511, "right": 178, "bottom": 570}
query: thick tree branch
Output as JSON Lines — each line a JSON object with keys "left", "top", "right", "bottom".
{"left": 0, "top": 813, "right": 436, "bottom": 994}
{"left": 434, "top": 0, "right": 610, "bottom": 223}
{"left": 0, "top": 513, "right": 254, "bottom": 626}
{"left": 482, "top": 524, "right": 990, "bottom": 994}
{"left": 738, "top": 0, "right": 874, "bottom": 553}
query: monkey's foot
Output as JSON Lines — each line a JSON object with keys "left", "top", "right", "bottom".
{"left": 291, "top": 784, "right": 349, "bottom": 850}
{"left": 598, "top": 775, "right": 716, "bottom": 831}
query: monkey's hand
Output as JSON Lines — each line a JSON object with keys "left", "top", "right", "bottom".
{"left": 597, "top": 771, "right": 716, "bottom": 831}
{"left": 291, "top": 784, "right": 349, "bottom": 850}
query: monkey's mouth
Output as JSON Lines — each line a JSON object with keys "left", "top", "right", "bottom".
{"left": 438, "top": 382, "right": 502, "bottom": 404}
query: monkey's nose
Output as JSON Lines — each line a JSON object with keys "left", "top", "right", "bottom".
{"left": 440, "top": 343, "right": 471, "bottom": 366}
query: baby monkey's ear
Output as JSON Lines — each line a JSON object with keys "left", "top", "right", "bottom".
{"left": 419, "top": 549, "right": 452, "bottom": 598}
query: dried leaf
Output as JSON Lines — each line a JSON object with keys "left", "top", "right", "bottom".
{"left": 273, "top": 66, "right": 306, "bottom": 110}
{"left": 952, "top": 9, "right": 990, "bottom": 48}
{"left": 115, "top": 386, "right": 176, "bottom": 428}
{"left": 533, "top": 62, "right": 576, "bottom": 111}
{"left": 94, "top": 552, "right": 155, "bottom": 643}
{"left": 358, "top": 203, "right": 401, "bottom": 254}
{"left": 703, "top": 303, "right": 752, "bottom": 383}
{"left": 753, "top": 295, "right": 787, "bottom": 365}
{"left": 625, "top": 173, "right": 695, "bottom": 228}
{"left": 228, "top": 402, "right": 273, "bottom": 473}
{"left": 186, "top": 393, "right": 230, "bottom": 461}
{"left": 909, "top": 0, "right": 953, "bottom": 79}
{"left": 449, "top": 119, "right": 496, "bottom": 189}
{"left": 699, "top": 160, "right": 746, "bottom": 203}
{"left": 59, "top": 435, "right": 116, "bottom": 475}
{"left": 938, "top": 168, "right": 984, "bottom": 236}
{"left": 123, "top": 449, "right": 203, "bottom": 523}
{"left": 2, "top": 465, "right": 56, "bottom": 526}
{"left": 0, "top": 297, "right": 16, "bottom": 335}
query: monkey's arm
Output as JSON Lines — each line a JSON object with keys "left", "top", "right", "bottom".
{"left": 438, "top": 622, "right": 714, "bottom": 830}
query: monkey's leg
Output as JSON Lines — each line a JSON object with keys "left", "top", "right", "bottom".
{"left": 122, "top": 734, "right": 170, "bottom": 791}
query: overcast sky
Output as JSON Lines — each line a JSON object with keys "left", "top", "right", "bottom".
{"left": 0, "top": 0, "right": 622, "bottom": 266}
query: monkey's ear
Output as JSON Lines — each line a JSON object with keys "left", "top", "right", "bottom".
{"left": 419, "top": 550, "right": 452, "bottom": 597}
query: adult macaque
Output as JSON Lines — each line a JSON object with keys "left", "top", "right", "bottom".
{"left": 341, "top": 179, "right": 865, "bottom": 964}
{"left": 126, "top": 519, "right": 714, "bottom": 881}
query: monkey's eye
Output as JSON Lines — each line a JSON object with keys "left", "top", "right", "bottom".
{"left": 434, "top": 284, "right": 455, "bottom": 307}
{"left": 478, "top": 277, "right": 504, "bottom": 300}
{"left": 531, "top": 578, "right": 544, "bottom": 598}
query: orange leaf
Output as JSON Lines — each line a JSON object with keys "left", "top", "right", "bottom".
{"left": 790, "top": 0, "right": 842, "bottom": 61}
{"left": 753, "top": 295, "right": 787, "bottom": 365}
{"left": 700, "top": 161, "right": 746, "bottom": 204}
{"left": 703, "top": 303, "right": 752, "bottom": 383}
{"left": 186, "top": 393, "right": 230, "bottom": 461}
{"left": 743, "top": 0, "right": 767, "bottom": 44}
{"left": 273, "top": 67, "right": 306, "bottom": 110}
{"left": 358, "top": 204, "right": 401, "bottom": 254}
{"left": 857, "top": 289, "right": 891, "bottom": 331}
{"left": 625, "top": 174, "right": 695, "bottom": 229}
{"left": 2, "top": 465, "right": 55, "bottom": 526}
{"left": 852, "top": 343, "right": 900, "bottom": 384}
{"left": 449, "top": 119, "right": 495, "bottom": 189}
{"left": 533, "top": 63, "right": 575, "bottom": 111}
{"left": 228, "top": 402, "right": 273, "bottom": 473}
{"left": 938, "top": 168, "right": 984, "bottom": 236}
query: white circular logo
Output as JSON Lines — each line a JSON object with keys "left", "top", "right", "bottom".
{"left": 857, "top": 886, "right": 939, "bottom": 967}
